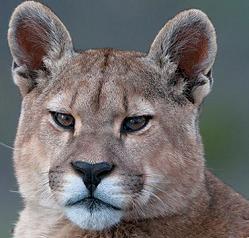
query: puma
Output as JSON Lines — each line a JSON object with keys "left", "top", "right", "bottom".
{"left": 8, "top": 1, "right": 249, "bottom": 237}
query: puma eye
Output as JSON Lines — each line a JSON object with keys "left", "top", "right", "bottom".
{"left": 121, "top": 115, "right": 152, "bottom": 133}
{"left": 51, "top": 112, "right": 75, "bottom": 129}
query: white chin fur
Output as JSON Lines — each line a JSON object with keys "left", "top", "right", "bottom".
{"left": 64, "top": 206, "right": 123, "bottom": 230}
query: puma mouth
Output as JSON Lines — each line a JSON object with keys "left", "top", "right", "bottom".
{"left": 64, "top": 195, "right": 123, "bottom": 230}
{"left": 65, "top": 197, "right": 122, "bottom": 211}
{"left": 58, "top": 175, "right": 125, "bottom": 229}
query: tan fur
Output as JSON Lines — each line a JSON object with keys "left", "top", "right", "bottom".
{"left": 8, "top": 1, "right": 249, "bottom": 237}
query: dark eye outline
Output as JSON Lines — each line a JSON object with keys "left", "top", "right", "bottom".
{"left": 121, "top": 115, "right": 153, "bottom": 134}
{"left": 50, "top": 111, "right": 75, "bottom": 130}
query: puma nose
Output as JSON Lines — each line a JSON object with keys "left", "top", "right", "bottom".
{"left": 71, "top": 161, "right": 114, "bottom": 193}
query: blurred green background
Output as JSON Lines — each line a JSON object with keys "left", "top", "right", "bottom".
{"left": 0, "top": 0, "right": 249, "bottom": 237}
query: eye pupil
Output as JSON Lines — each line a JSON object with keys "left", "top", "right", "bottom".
{"left": 52, "top": 112, "right": 75, "bottom": 129}
{"left": 122, "top": 116, "right": 152, "bottom": 133}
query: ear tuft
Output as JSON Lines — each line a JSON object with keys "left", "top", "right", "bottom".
{"left": 148, "top": 9, "right": 217, "bottom": 78}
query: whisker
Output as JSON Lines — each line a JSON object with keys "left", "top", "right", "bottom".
{"left": 39, "top": 171, "right": 50, "bottom": 175}
{"left": 144, "top": 173, "right": 164, "bottom": 178}
{"left": 142, "top": 188, "right": 168, "bottom": 210}
{"left": 0, "top": 142, "right": 16, "bottom": 151}
{"left": 123, "top": 193, "right": 145, "bottom": 218}
{"left": 9, "top": 190, "right": 20, "bottom": 194}
{"left": 41, "top": 180, "right": 50, "bottom": 187}
{"left": 144, "top": 184, "right": 168, "bottom": 195}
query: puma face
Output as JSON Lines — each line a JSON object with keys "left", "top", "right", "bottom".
{"left": 8, "top": 1, "right": 216, "bottom": 231}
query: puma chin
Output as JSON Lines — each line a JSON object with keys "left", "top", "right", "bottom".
{"left": 59, "top": 175, "right": 124, "bottom": 230}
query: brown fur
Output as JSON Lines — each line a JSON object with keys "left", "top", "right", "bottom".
{"left": 8, "top": 1, "right": 249, "bottom": 237}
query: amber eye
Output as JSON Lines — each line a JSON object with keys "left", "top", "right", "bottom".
{"left": 51, "top": 112, "right": 75, "bottom": 129}
{"left": 121, "top": 115, "right": 152, "bottom": 133}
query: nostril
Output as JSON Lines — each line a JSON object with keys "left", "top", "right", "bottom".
{"left": 71, "top": 161, "right": 88, "bottom": 175}
{"left": 94, "top": 162, "right": 114, "bottom": 180}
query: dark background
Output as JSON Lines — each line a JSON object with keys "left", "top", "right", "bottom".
{"left": 1, "top": 1, "right": 249, "bottom": 237}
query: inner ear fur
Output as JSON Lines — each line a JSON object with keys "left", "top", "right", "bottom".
{"left": 148, "top": 9, "right": 217, "bottom": 104}
{"left": 149, "top": 9, "right": 217, "bottom": 77}
{"left": 8, "top": 1, "right": 74, "bottom": 95}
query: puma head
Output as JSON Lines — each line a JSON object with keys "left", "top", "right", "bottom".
{"left": 8, "top": 1, "right": 216, "bottom": 231}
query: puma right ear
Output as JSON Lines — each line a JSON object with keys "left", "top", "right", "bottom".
{"left": 8, "top": 1, "right": 74, "bottom": 96}
{"left": 148, "top": 9, "right": 217, "bottom": 105}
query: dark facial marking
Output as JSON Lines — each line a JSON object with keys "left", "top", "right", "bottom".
{"left": 100, "top": 49, "right": 112, "bottom": 74}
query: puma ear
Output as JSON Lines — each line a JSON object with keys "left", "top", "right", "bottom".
{"left": 148, "top": 9, "right": 217, "bottom": 105}
{"left": 8, "top": 1, "right": 74, "bottom": 96}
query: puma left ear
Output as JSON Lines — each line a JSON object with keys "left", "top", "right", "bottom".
{"left": 8, "top": 1, "right": 74, "bottom": 96}
{"left": 148, "top": 9, "right": 217, "bottom": 105}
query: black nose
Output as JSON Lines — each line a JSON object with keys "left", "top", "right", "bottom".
{"left": 71, "top": 161, "right": 114, "bottom": 194}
